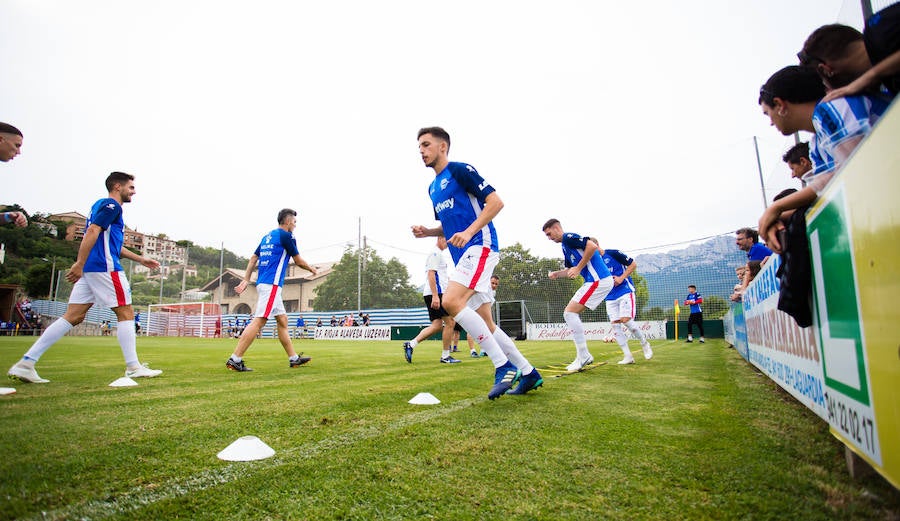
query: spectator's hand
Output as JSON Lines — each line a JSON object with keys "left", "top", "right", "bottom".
{"left": 5, "top": 212, "right": 27, "bottom": 227}
{"left": 235, "top": 280, "right": 249, "bottom": 295}
{"left": 759, "top": 206, "right": 784, "bottom": 254}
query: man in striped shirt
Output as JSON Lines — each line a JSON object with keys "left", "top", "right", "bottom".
{"left": 8, "top": 172, "right": 162, "bottom": 383}
{"left": 226, "top": 209, "right": 318, "bottom": 372}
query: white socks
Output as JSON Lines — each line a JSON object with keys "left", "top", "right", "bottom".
{"left": 613, "top": 323, "right": 632, "bottom": 359}
{"left": 454, "top": 307, "right": 506, "bottom": 367}
{"left": 117, "top": 320, "right": 139, "bottom": 367}
{"left": 22, "top": 318, "right": 73, "bottom": 362}
{"left": 492, "top": 328, "right": 533, "bottom": 375}
{"left": 624, "top": 320, "right": 647, "bottom": 343}
{"left": 564, "top": 311, "right": 590, "bottom": 360}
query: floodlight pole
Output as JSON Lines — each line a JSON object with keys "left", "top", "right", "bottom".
{"left": 357, "top": 217, "right": 362, "bottom": 313}
{"left": 753, "top": 136, "right": 768, "bottom": 210}
{"left": 218, "top": 242, "right": 224, "bottom": 305}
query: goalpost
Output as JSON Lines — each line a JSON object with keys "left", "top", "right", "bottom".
{"left": 146, "top": 302, "right": 222, "bottom": 338}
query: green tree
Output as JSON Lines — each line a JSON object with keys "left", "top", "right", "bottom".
{"left": 703, "top": 295, "right": 730, "bottom": 319}
{"left": 312, "top": 246, "right": 420, "bottom": 310}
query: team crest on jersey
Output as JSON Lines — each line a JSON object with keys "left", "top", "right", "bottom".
{"left": 569, "top": 253, "right": 577, "bottom": 264}
{"left": 439, "top": 178, "right": 450, "bottom": 190}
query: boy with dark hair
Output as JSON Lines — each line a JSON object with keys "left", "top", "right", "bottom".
{"left": 781, "top": 142, "right": 812, "bottom": 185}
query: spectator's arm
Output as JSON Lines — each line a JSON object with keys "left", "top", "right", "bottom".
{"left": 822, "top": 50, "right": 900, "bottom": 102}
{"left": 759, "top": 186, "right": 818, "bottom": 253}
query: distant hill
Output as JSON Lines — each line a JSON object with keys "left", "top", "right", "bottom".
{"left": 634, "top": 235, "right": 748, "bottom": 310}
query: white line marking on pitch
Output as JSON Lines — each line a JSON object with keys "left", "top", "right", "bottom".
{"left": 24, "top": 396, "right": 483, "bottom": 521}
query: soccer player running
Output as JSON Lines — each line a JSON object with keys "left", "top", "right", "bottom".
{"left": 403, "top": 235, "right": 461, "bottom": 364}
{"left": 8, "top": 172, "right": 162, "bottom": 383}
{"left": 226, "top": 209, "right": 318, "bottom": 372}
{"left": 543, "top": 219, "right": 614, "bottom": 372}
{"left": 412, "top": 127, "right": 541, "bottom": 399}
{"left": 591, "top": 239, "right": 653, "bottom": 364}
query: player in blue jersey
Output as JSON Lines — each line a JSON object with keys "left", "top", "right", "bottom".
{"left": 411, "top": 127, "right": 541, "bottom": 399}
{"left": 403, "top": 236, "right": 460, "bottom": 364}
{"left": 589, "top": 239, "right": 653, "bottom": 363}
{"left": 543, "top": 219, "right": 615, "bottom": 371}
{"left": 226, "top": 209, "right": 318, "bottom": 372}
{"left": 8, "top": 172, "right": 163, "bottom": 383}
{"left": 757, "top": 65, "right": 891, "bottom": 252}
{"left": 683, "top": 285, "right": 705, "bottom": 343}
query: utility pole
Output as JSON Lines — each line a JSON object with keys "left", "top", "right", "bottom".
{"left": 753, "top": 136, "right": 768, "bottom": 210}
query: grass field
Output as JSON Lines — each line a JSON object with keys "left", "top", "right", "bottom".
{"left": 1, "top": 335, "right": 898, "bottom": 520}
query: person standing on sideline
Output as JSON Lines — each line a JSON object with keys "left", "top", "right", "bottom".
{"left": 403, "top": 236, "right": 460, "bottom": 364}
{"left": 8, "top": 172, "right": 162, "bottom": 383}
{"left": 684, "top": 285, "right": 705, "bottom": 343}
{"left": 543, "top": 219, "right": 615, "bottom": 370}
{"left": 0, "top": 122, "right": 29, "bottom": 227}
{"left": 295, "top": 314, "right": 305, "bottom": 339}
{"left": 591, "top": 239, "right": 653, "bottom": 363}
{"left": 412, "top": 127, "right": 541, "bottom": 399}
{"left": 226, "top": 209, "right": 317, "bottom": 372}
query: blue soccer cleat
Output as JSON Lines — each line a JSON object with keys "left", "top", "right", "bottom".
{"left": 488, "top": 361, "right": 521, "bottom": 400}
{"left": 403, "top": 342, "right": 413, "bottom": 363}
{"left": 506, "top": 369, "right": 543, "bottom": 395}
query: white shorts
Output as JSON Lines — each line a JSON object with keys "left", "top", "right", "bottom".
{"left": 606, "top": 292, "right": 637, "bottom": 322}
{"left": 69, "top": 271, "right": 132, "bottom": 308}
{"left": 254, "top": 284, "right": 286, "bottom": 319}
{"left": 570, "top": 277, "right": 614, "bottom": 311}
{"left": 450, "top": 246, "right": 499, "bottom": 310}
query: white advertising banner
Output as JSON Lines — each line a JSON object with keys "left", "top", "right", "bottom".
{"left": 742, "top": 255, "right": 827, "bottom": 421}
{"left": 314, "top": 326, "right": 391, "bottom": 341}
{"left": 527, "top": 321, "right": 666, "bottom": 341}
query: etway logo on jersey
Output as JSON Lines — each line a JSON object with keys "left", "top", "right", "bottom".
{"left": 434, "top": 198, "right": 454, "bottom": 213}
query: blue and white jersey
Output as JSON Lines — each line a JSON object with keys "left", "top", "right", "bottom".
{"left": 254, "top": 228, "right": 299, "bottom": 287}
{"left": 561, "top": 233, "right": 611, "bottom": 283}
{"left": 809, "top": 94, "right": 892, "bottom": 175}
{"left": 603, "top": 249, "right": 636, "bottom": 300}
{"left": 423, "top": 248, "right": 449, "bottom": 297}
{"left": 685, "top": 291, "right": 703, "bottom": 314}
{"left": 429, "top": 161, "right": 499, "bottom": 264}
{"left": 84, "top": 198, "right": 125, "bottom": 273}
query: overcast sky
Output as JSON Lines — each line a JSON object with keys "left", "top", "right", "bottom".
{"left": 2, "top": 0, "right": 865, "bottom": 285}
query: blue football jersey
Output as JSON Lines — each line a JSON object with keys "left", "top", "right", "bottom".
{"left": 603, "top": 249, "right": 636, "bottom": 300}
{"left": 429, "top": 162, "right": 498, "bottom": 264}
{"left": 84, "top": 198, "right": 125, "bottom": 273}
{"left": 254, "top": 228, "right": 299, "bottom": 286}
{"left": 561, "top": 233, "right": 611, "bottom": 283}
{"left": 810, "top": 94, "right": 891, "bottom": 175}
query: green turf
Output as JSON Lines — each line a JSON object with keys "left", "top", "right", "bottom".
{"left": 1, "top": 336, "right": 897, "bottom": 520}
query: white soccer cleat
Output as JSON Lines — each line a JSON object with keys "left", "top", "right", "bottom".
{"left": 7, "top": 361, "right": 50, "bottom": 383}
{"left": 566, "top": 355, "right": 593, "bottom": 372}
{"left": 125, "top": 364, "right": 163, "bottom": 378}
{"left": 642, "top": 342, "right": 653, "bottom": 360}
{"left": 617, "top": 357, "right": 635, "bottom": 365}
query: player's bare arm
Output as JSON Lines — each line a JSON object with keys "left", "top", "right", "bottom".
{"left": 567, "top": 237, "right": 596, "bottom": 279}
{"left": 411, "top": 224, "right": 442, "bottom": 238}
{"left": 548, "top": 269, "right": 569, "bottom": 280}
{"left": 292, "top": 254, "right": 317, "bottom": 277}
{"left": 427, "top": 271, "right": 439, "bottom": 308}
{"left": 235, "top": 255, "right": 259, "bottom": 295}
{"left": 616, "top": 260, "right": 637, "bottom": 286}
{"left": 449, "top": 192, "right": 503, "bottom": 248}
{"left": 120, "top": 246, "right": 160, "bottom": 270}
{"left": 66, "top": 224, "right": 103, "bottom": 283}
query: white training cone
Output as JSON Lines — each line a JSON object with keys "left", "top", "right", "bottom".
{"left": 109, "top": 377, "right": 138, "bottom": 387}
{"left": 408, "top": 392, "right": 440, "bottom": 405}
{"left": 0, "top": 387, "right": 16, "bottom": 396}
{"left": 217, "top": 436, "right": 275, "bottom": 462}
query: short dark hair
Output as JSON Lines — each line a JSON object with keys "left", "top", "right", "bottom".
{"left": 759, "top": 66, "right": 825, "bottom": 106}
{"left": 277, "top": 208, "right": 297, "bottom": 224}
{"left": 0, "top": 122, "right": 22, "bottom": 137}
{"left": 773, "top": 188, "right": 798, "bottom": 201}
{"left": 688, "top": 285, "right": 696, "bottom": 290}
{"left": 417, "top": 127, "right": 450, "bottom": 148}
{"left": 736, "top": 227, "right": 759, "bottom": 243}
{"left": 490, "top": 275, "right": 499, "bottom": 281}
{"left": 782, "top": 142, "right": 810, "bottom": 164}
{"left": 105, "top": 171, "right": 134, "bottom": 192}
{"left": 542, "top": 218, "right": 560, "bottom": 231}
{"left": 800, "top": 24, "right": 863, "bottom": 65}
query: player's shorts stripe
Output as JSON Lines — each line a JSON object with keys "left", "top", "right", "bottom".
{"left": 629, "top": 293, "right": 636, "bottom": 318}
{"left": 578, "top": 281, "right": 599, "bottom": 305}
{"left": 263, "top": 285, "right": 279, "bottom": 317}
{"left": 468, "top": 247, "right": 490, "bottom": 290}
{"left": 111, "top": 271, "right": 127, "bottom": 307}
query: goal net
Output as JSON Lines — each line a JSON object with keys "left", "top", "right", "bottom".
{"left": 146, "top": 302, "right": 222, "bottom": 337}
